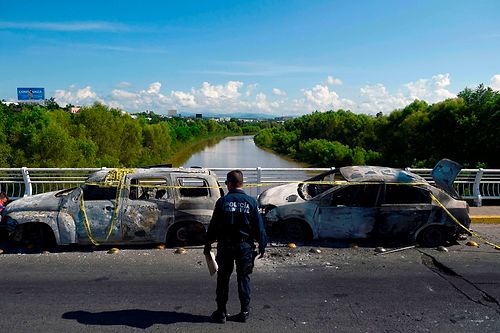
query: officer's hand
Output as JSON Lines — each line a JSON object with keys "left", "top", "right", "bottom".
{"left": 203, "top": 244, "right": 211, "bottom": 255}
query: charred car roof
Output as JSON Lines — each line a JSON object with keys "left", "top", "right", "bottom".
{"left": 85, "top": 167, "right": 215, "bottom": 183}
{"left": 339, "top": 166, "right": 427, "bottom": 184}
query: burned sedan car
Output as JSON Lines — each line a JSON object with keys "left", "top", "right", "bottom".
{"left": 1, "top": 167, "right": 221, "bottom": 247}
{"left": 258, "top": 168, "right": 338, "bottom": 214}
{"left": 262, "top": 159, "right": 470, "bottom": 247}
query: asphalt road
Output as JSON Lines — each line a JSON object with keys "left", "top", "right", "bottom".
{"left": 1, "top": 225, "right": 499, "bottom": 333}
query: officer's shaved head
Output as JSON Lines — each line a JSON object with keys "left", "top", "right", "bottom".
{"left": 226, "top": 170, "right": 244, "bottom": 187}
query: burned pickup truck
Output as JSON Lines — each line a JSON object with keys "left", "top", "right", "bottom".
{"left": 1, "top": 167, "right": 221, "bottom": 247}
{"left": 259, "top": 159, "right": 471, "bottom": 247}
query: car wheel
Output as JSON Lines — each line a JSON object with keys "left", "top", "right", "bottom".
{"left": 274, "top": 219, "right": 311, "bottom": 243}
{"left": 168, "top": 222, "right": 205, "bottom": 246}
{"left": 17, "top": 223, "right": 56, "bottom": 249}
{"left": 419, "top": 226, "right": 450, "bottom": 247}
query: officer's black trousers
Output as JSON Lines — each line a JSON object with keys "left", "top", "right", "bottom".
{"left": 215, "top": 244, "right": 254, "bottom": 313}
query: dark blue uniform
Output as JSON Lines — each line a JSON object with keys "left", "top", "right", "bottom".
{"left": 205, "top": 188, "right": 267, "bottom": 314}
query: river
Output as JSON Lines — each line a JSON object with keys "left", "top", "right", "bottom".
{"left": 178, "top": 135, "right": 307, "bottom": 168}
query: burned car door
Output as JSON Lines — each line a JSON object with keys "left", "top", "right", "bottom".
{"left": 79, "top": 184, "right": 121, "bottom": 243}
{"left": 378, "top": 184, "right": 432, "bottom": 237}
{"left": 316, "top": 184, "right": 381, "bottom": 239}
{"left": 431, "top": 158, "right": 462, "bottom": 198}
{"left": 121, "top": 176, "right": 174, "bottom": 243}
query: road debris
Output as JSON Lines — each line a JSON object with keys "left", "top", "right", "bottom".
{"left": 375, "top": 245, "right": 416, "bottom": 255}
{"left": 156, "top": 244, "right": 166, "bottom": 250}
{"left": 287, "top": 243, "right": 297, "bottom": 249}
{"left": 375, "top": 247, "right": 386, "bottom": 253}
{"left": 107, "top": 248, "right": 120, "bottom": 254}
{"left": 466, "top": 241, "right": 479, "bottom": 247}
{"left": 174, "top": 247, "right": 187, "bottom": 254}
{"left": 437, "top": 246, "right": 448, "bottom": 252}
{"left": 309, "top": 248, "right": 321, "bottom": 254}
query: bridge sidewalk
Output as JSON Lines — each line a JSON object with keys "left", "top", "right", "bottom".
{"left": 470, "top": 206, "right": 500, "bottom": 224}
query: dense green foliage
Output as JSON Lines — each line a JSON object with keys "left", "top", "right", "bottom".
{"left": 0, "top": 102, "right": 264, "bottom": 167}
{"left": 254, "top": 85, "right": 500, "bottom": 168}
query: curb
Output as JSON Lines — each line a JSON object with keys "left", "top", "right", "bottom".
{"left": 470, "top": 216, "right": 500, "bottom": 224}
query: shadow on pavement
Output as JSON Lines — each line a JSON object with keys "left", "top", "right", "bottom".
{"left": 62, "top": 309, "right": 210, "bottom": 328}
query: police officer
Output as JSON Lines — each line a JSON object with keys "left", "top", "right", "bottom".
{"left": 204, "top": 170, "right": 267, "bottom": 324}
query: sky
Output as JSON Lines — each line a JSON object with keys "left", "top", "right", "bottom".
{"left": 1, "top": 0, "right": 499, "bottom": 116}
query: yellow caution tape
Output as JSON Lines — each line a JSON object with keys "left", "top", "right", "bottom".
{"left": 80, "top": 168, "right": 135, "bottom": 245}
{"left": 80, "top": 194, "right": 100, "bottom": 246}
{"left": 429, "top": 193, "right": 500, "bottom": 251}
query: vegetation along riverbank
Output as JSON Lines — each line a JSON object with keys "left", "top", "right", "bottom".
{"left": 254, "top": 85, "right": 500, "bottom": 168}
{"left": 0, "top": 101, "right": 270, "bottom": 168}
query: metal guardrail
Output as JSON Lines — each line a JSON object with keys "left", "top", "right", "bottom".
{"left": 406, "top": 168, "right": 500, "bottom": 206}
{"left": 0, "top": 167, "right": 499, "bottom": 206}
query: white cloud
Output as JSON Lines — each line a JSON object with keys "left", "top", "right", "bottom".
{"left": 358, "top": 84, "right": 410, "bottom": 114}
{"left": 253, "top": 92, "right": 281, "bottom": 112}
{"left": 111, "top": 89, "right": 136, "bottom": 100}
{"left": 272, "top": 88, "right": 286, "bottom": 96}
{"left": 405, "top": 73, "right": 455, "bottom": 102}
{"left": 358, "top": 74, "right": 457, "bottom": 114}
{"left": 245, "top": 83, "right": 258, "bottom": 97}
{"left": 50, "top": 73, "right": 476, "bottom": 116}
{"left": 54, "top": 85, "right": 102, "bottom": 106}
{"left": 325, "top": 75, "right": 343, "bottom": 86}
{"left": 199, "top": 81, "right": 243, "bottom": 100}
{"left": 301, "top": 84, "right": 354, "bottom": 112}
{"left": 116, "top": 81, "right": 132, "bottom": 88}
{"left": 147, "top": 82, "right": 162, "bottom": 94}
{"left": 171, "top": 91, "right": 197, "bottom": 108}
{"left": 490, "top": 74, "right": 500, "bottom": 91}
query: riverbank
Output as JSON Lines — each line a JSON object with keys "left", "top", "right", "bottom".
{"left": 254, "top": 142, "right": 310, "bottom": 168}
{"left": 168, "top": 132, "right": 242, "bottom": 167}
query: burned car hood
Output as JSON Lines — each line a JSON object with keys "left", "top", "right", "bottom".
{"left": 5, "top": 190, "right": 65, "bottom": 213}
{"left": 258, "top": 183, "right": 302, "bottom": 207}
{"left": 339, "top": 166, "right": 427, "bottom": 184}
{"left": 431, "top": 159, "right": 462, "bottom": 198}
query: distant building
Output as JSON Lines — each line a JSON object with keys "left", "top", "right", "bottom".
{"left": 70, "top": 107, "right": 81, "bottom": 114}
{"left": 195, "top": 113, "right": 203, "bottom": 119}
{"left": 168, "top": 109, "right": 177, "bottom": 117}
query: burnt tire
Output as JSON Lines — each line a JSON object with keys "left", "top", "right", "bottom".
{"left": 17, "top": 224, "right": 56, "bottom": 249}
{"left": 167, "top": 222, "right": 206, "bottom": 246}
{"left": 418, "top": 226, "right": 451, "bottom": 247}
{"left": 274, "top": 219, "right": 311, "bottom": 243}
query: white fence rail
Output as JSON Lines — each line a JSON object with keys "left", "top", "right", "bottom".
{"left": 0, "top": 167, "right": 499, "bottom": 206}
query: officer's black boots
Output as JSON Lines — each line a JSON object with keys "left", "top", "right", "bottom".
{"left": 211, "top": 309, "right": 227, "bottom": 324}
{"left": 232, "top": 311, "right": 250, "bottom": 323}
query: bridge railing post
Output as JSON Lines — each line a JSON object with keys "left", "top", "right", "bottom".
{"left": 256, "top": 167, "right": 262, "bottom": 197}
{"left": 21, "top": 167, "right": 32, "bottom": 197}
{"left": 473, "top": 168, "right": 483, "bottom": 207}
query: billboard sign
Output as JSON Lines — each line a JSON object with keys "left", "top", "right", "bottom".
{"left": 17, "top": 87, "right": 45, "bottom": 101}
